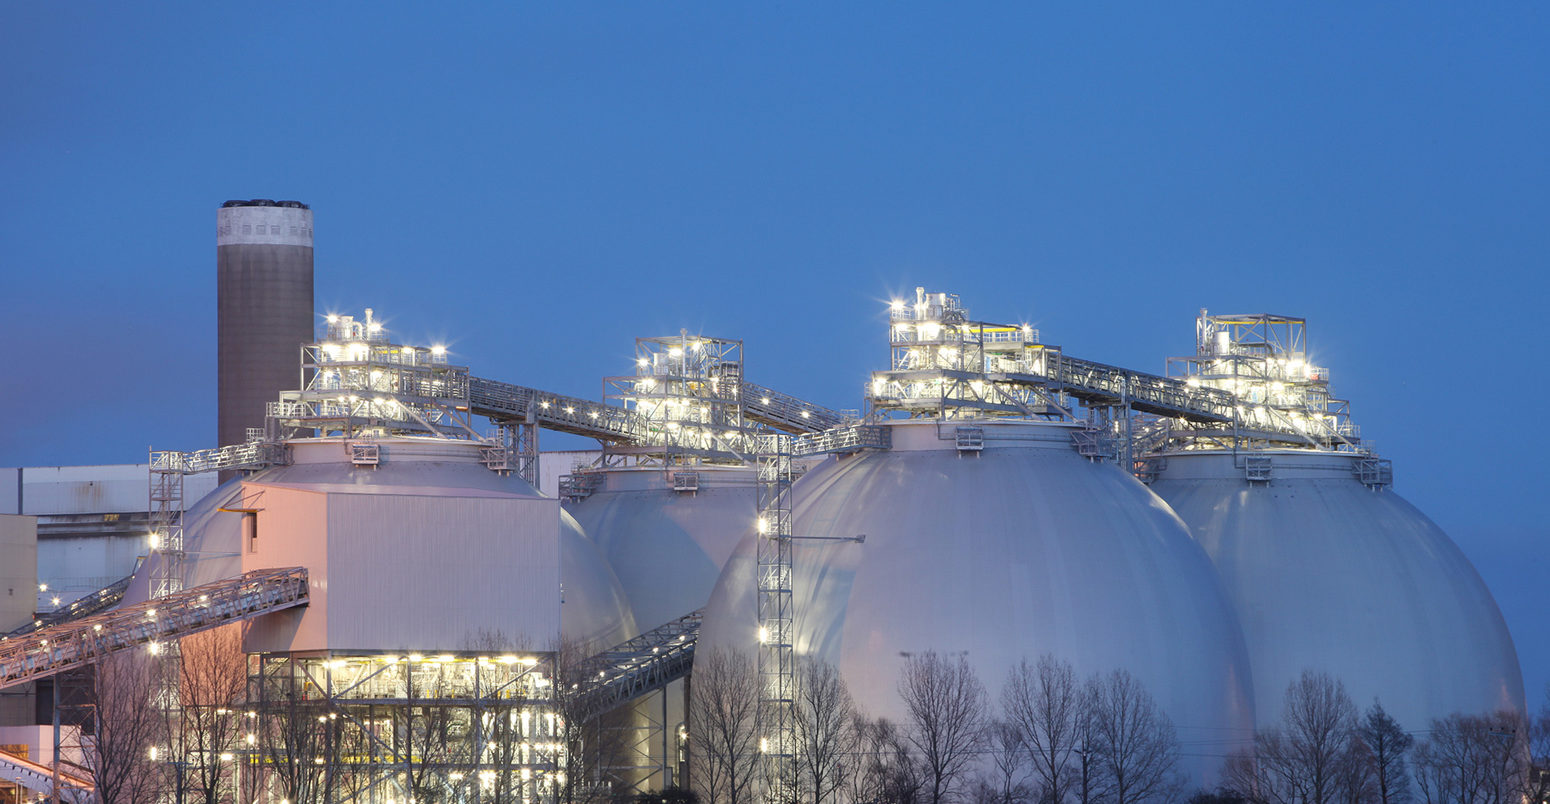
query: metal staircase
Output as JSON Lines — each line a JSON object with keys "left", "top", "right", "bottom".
{"left": 0, "top": 567, "right": 308, "bottom": 691}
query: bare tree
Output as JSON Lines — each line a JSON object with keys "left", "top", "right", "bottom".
{"left": 1004, "top": 655, "right": 1083, "bottom": 804}
{"left": 1412, "top": 710, "right": 1527, "bottom": 804}
{"left": 258, "top": 660, "right": 341, "bottom": 804}
{"left": 1282, "top": 671, "right": 1361, "bottom": 804}
{"left": 1526, "top": 690, "right": 1550, "bottom": 804}
{"left": 792, "top": 658, "right": 854, "bottom": 804}
{"left": 689, "top": 649, "right": 760, "bottom": 804}
{"left": 899, "top": 652, "right": 988, "bottom": 804}
{"left": 1085, "top": 669, "right": 1183, "bottom": 804}
{"left": 876, "top": 717, "right": 928, "bottom": 804}
{"left": 982, "top": 720, "right": 1031, "bottom": 804}
{"left": 843, "top": 714, "right": 887, "bottom": 804}
{"left": 1357, "top": 701, "right": 1413, "bottom": 804}
{"left": 83, "top": 649, "right": 168, "bottom": 804}
{"left": 167, "top": 626, "right": 248, "bottom": 804}
{"left": 552, "top": 636, "right": 625, "bottom": 804}
{"left": 1222, "top": 671, "right": 1362, "bottom": 804}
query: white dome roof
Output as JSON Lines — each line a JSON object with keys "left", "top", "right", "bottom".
{"left": 1150, "top": 450, "right": 1524, "bottom": 729}
{"left": 566, "top": 466, "right": 754, "bottom": 632}
{"left": 699, "top": 421, "right": 1255, "bottom": 784}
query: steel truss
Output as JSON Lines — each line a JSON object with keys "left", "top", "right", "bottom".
{"left": 4, "top": 575, "right": 133, "bottom": 638}
{"left": 754, "top": 432, "right": 796, "bottom": 803}
{"left": 1160, "top": 310, "right": 1368, "bottom": 456}
{"left": 0, "top": 746, "right": 93, "bottom": 803}
{"left": 0, "top": 568, "right": 309, "bottom": 691}
{"left": 240, "top": 652, "right": 562, "bottom": 804}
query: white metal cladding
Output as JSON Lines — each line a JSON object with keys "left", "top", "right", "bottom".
{"left": 1, "top": 465, "right": 216, "bottom": 516}
{"left": 698, "top": 420, "right": 1256, "bottom": 787}
{"left": 566, "top": 467, "right": 755, "bottom": 632}
{"left": 0, "top": 517, "right": 37, "bottom": 633}
{"left": 324, "top": 493, "right": 560, "bottom": 652}
{"left": 558, "top": 510, "right": 637, "bottom": 650}
{"left": 1149, "top": 450, "right": 1525, "bottom": 731}
{"left": 239, "top": 484, "right": 329, "bottom": 653}
{"left": 124, "top": 438, "right": 635, "bottom": 655}
{"left": 216, "top": 204, "right": 313, "bottom": 247}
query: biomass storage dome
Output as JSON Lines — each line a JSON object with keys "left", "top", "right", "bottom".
{"left": 126, "top": 437, "right": 636, "bottom": 652}
{"left": 566, "top": 465, "right": 755, "bottom": 631}
{"left": 1148, "top": 450, "right": 1525, "bottom": 729}
{"left": 698, "top": 419, "right": 1256, "bottom": 783}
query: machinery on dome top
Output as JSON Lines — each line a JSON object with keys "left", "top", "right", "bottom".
{"left": 10, "top": 283, "right": 1514, "bottom": 804}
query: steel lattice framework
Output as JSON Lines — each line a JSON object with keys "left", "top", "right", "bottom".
{"left": 569, "top": 609, "right": 702, "bottom": 724}
{"left": 0, "top": 568, "right": 309, "bottom": 691}
{"left": 754, "top": 433, "right": 796, "bottom": 802}
{"left": 0, "top": 746, "right": 94, "bottom": 804}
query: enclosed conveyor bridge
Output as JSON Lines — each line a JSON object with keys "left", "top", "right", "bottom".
{"left": 4, "top": 575, "right": 134, "bottom": 638}
{"left": 0, "top": 748, "right": 94, "bottom": 804}
{"left": 1012, "top": 352, "right": 1238, "bottom": 424}
{"left": 0, "top": 567, "right": 309, "bottom": 691}
{"left": 569, "top": 609, "right": 701, "bottom": 723}
{"left": 467, "top": 376, "right": 846, "bottom": 443}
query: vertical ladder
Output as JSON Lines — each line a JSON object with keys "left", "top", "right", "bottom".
{"left": 148, "top": 452, "right": 185, "bottom": 599}
{"left": 755, "top": 432, "right": 795, "bottom": 802}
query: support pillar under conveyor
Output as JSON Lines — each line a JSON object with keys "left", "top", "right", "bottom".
{"left": 568, "top": 609, "right": 703, "bottom": 794}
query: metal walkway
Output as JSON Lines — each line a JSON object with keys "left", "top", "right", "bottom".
{"left": 4, "top": 574, "right": 134, "bottom": 638}
{"left": 0, "top": 749, "right": 93, "bottom": 804}
{"left": 468, "top": 377, "right": 846, "bottom": 444}
{"left": 1037, "top": 352, "right": 1238, "bottom": 424}
{"left": 570, "top": 609, "right": 701, "bottom": 723}
{"left": 0, "top": 567, "right": 308, "bottom": 691}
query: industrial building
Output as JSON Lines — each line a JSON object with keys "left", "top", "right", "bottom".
{"left": 0, "top": 204, "right": 1523, "bottom": 803}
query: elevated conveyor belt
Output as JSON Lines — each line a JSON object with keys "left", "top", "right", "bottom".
{"left": 0, "top": 749, "right": 93, "bottom": 804}
{"left": 5, "top": 575, "right": 134, "bottom": 638}
{"left": 0, "top": 567, "right": 308, "bottom": 691}
{"left": 468, "top": 377, "right": 848, "bottom": 443}
{"left": 741, "top": 383, "right": 847, "bottom": 432}
{"left": 1047, "top": 354, "right": 1237, "bottom": 422}
{"left": 570, "top": 609, "right": 700, "bottom": 722}
{"left": 993, "top": 353, "right": 1238, "bottom": 425}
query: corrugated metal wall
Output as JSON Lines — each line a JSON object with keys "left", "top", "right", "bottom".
{"left": 0, "top": 465, "right": 217, "bottom": 516}
{"left": 0, "top": 515, "right": 38, "bottom": 633}
{"left": 241, "top": 484, "right": 560, "bottom": 654}
{"left": 325, "top": 493, "right": 559, "bottom": 652}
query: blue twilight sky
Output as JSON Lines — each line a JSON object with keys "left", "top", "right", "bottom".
{"left": 2, "top": 4, "right": 1545, "bottom": 707}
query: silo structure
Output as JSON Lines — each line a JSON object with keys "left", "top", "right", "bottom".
{"left": 698, "top": 290, "right": 1257, "bottom": 786}
{"left": 1142, "top": 311, "right": 1523, "bottom": 730}
{"left": 123, "top": 314, "right": 640, "bottom": 803}
{"left": 569, "top": 333, "right": 768, "bottom": 631}
{"left": 566, "top": 465, "right": 754, "bottom": 632}
{"left": 216, "top": 199, "right": 313, "bottom": 453}
{"left": 698, "top": 419, "right": 1256, "bottom": 784}
{"left": 1148, "top": 450, "right": 1524, "bottom": 730}
{"left": 127, "top": 437, "right": 635, "bottom": 652}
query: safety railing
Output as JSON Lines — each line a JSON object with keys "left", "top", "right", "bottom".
{"left": 791, "top": 424, "right": 891, "bottom": 457}
{"left": 0, "top": 749, "right": 94, "bottom": 804}
{"left": 569, "top": 610, "right": 701, "bottom": 722}
{"left": 0, "top": 567, "right": 309, "bottom": 690}
{"left": 743, "top": 383, "right": 849, "bottom": 432}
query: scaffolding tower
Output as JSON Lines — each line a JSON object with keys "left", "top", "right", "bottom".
{"left": 754, "top": 432, "right": 796, "bottom": 802}
{"left": 1159, "top": 311, "right": 1367, "bottom": 455}
{"left": 602, "top": 332, "right": 755, "bottom": 465}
